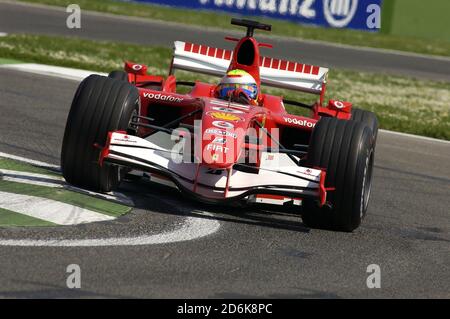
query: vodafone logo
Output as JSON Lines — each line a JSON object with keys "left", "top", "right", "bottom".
{"left": 132, "top": 64, "right": 143, "bottom": 71}
{"left": 113, "top": 134, "right": 136, "bottom": 143}
{"left": 212, "top": 121, "right": 234, "bottom": 129}
{"left": 323, "top": 0, "right": 358, "bottom": 28}
{"left": 283, "top": 117, "right": 316, "bottom": 128}
{"left": 334, "top": 101, "right": 345, "bottom": 109}
{"left": 143, "top": 92, "right": 183, "bottom": 103}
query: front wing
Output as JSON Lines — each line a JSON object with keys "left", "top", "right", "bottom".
{"left": 100, "top": 132, "right": 329, "bottom": 204}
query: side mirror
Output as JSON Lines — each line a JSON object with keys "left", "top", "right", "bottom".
{"left": 124, "top": 61, "right": 148, "bottom": 76}
{"left": 328, "top": 100, "right": 352, "bottom": 113}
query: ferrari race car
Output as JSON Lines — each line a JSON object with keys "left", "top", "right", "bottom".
{"left": 61, "top": 19, "right": 378, "bottom": 231}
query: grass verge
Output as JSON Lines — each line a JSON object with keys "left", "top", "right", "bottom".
{"left": 1, "top": 34, "right": 449, "bottom": 140}
{"left": 0, "top": 158, "right": 60, "bottom": 176}
{"left": 0, "top": 156, "right": 132, "bottom": 220}
{"left": 0, "top": 207, "right": 55, "bottom": 227}
{"left": 17, "top": 0, "right": 450, "bottom": 57}
{"left": 0, "top": 181, "right": 130, "bottom": 217}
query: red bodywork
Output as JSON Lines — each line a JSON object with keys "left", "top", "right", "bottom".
{"left": 102, "top": 32, "right": 355, "bottom": 205}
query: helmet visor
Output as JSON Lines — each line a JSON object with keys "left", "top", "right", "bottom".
{"left": 218, "top": 83, "right": 258, "bottom": 100}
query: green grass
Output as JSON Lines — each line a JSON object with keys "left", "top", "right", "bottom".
{"left": 0, "top": 158, "right": 60, "bottom": 176}
{"left": 1, "top": 34, "right": 449, "bottom": 140}
{"left": 0, "top": 156, "right": 132, "bottom": 218}
{"left": 18, "top": 0, "right": 450, "bottom": 57}
{"left": 0, "top": 33, "right": 170, "bottom": 73}
{"left": 0, "top": 207, "right": 55, "bottom": 227}
{"left": 389, "top": 0, "right": 450, "bottom": 42}
{"left": 0, "top": 180, "right": 131, "bottom": 217}
{"left": 0, "top": 57, "right": 23, "bottom": 65}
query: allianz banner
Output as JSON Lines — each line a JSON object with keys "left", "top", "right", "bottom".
{"left": 131, "top": 0, "right": 382, "bottom": 31}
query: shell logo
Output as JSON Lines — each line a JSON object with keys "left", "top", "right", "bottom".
{"left": 208, "top": 112, "right": 242, "bottom": 122}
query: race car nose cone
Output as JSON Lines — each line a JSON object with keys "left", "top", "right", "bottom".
{"left": 200, "top": 111, "right": 246, "bottom": 169}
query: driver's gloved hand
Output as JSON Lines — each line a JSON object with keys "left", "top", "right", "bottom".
{"left": 229, "top": 88, "right": 252, "bottom": 105}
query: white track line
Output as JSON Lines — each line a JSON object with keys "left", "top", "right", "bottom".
{"left": 0, "top": 152, "right": 221, "bottom": 245}
{"left": 0, "top": 191, "right": 115, "bottom": 225}
{"left": 0, "top": 32, "right": 7, "bottom": 37}
{"left": 0, "top": 151, "right": 59, "bottom": 169}
{"left": 0, "top": 169, "right": 134, "bottom": 206}
{"left": 0, "top": 210, "right": 220, "bottom": 246}
{"left": 0, "top": 169, "right": 64, "bottom": 188}
{"left": 0, "top": 63, "right": 107, "bottom": 81}
{"left": 0, "top": 154, "right": 134, "bottom": 205}
{"left": 379, "top": 129, "right": 450, "bottom": 144}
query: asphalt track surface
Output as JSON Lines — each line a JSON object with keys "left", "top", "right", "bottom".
{"left": 1, "top": 1, "right": 450, "bottom": 81}
{"left": 0, "top": 66, "right": 449, "bottom": 298}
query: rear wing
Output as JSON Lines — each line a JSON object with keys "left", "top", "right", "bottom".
{"left": 171, "top": 41, "right": 328, "bottom": 95}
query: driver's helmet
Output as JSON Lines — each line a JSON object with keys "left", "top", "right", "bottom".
{"left": 216, "top": 69, "right": 258, "bottom": 103}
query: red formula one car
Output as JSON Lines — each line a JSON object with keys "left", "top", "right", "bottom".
{"left": 61, "top": 19, "right": 378, "bottom": 231}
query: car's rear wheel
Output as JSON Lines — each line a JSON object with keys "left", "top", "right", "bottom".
{"left": 61, "top": 74, "right": 139, "bottom": 192}
{"left": 302, "top": 117, "right": 375, "bottom": 232}
{"left": 351, "top": 108, "right": 378, "bottom": 146}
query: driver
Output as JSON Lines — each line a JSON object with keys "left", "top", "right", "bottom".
{"left": 215, "top": 69, "right": 259, "bottom": 105}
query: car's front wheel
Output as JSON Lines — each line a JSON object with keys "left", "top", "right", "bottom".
{"left": 61, "top": 74, "right": 139, "bottom": 192}
{"left": 302, "top": 117, "right": 375, "bottom": 232}
{"left": 108, "top": 70, "right": 128, "bottom": 82}
{"left": 351, "top": 108, "right": 378, "bottom": 146}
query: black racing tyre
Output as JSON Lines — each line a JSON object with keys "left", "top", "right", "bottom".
{"left": 108, "top": 70, "right": 128, "bottom": 82}
{"left": 302, "top": 117, "right": 375, "bottom": 232}
{"left": 351, "top": 108, "right": 378, "bottom": 145}
{"left": 61, "top": 74, "right": 139, "bottom": 192}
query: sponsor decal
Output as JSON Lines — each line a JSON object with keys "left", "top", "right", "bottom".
{"left": 323, "top": 0, "right": 359, "bottom": 28}
{"left": 207, "top": 143, "right": 229, "bottom": 154}
{"left": 113, "top": 135, "right": 137, "bottom": 143}
{"left": 212, "top": 106, "right": 244, "bottom": 114}
{"left": 212, "top": 120, "right": 234, "bottom": 130}
{"left": 208, "top": 112, "right": 242, "bottom": 121}
{"left": 300, "top": 168, "right": 315, "bottom": 176}
{"left": 144, "top": 0, "right": 381, "bottom": 31}
{"left": 205, "top": 128, "right": 237, "bottom": 139}
{"left": 334, "top": 101, "right": 345, "bottom": 109}
{"left": 132, "top": 64, "right": 143, "bottom": 71}
{"left": 212, "top": 137, "right": 226, "bottom": 144}
{"left": 143, "top": 92, "right": 183, "bottom": 103}
{"left": 283, "top": 117, "right": 316, "bottom": 128}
